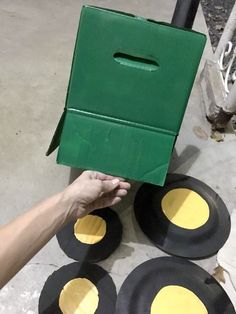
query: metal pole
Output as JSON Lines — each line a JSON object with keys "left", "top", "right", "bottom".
{"left": 171, "top": 0, "right": 201, "bottom": 29}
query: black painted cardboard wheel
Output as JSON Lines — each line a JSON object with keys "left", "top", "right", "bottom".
{"left": 134, "top": 173, "right": 231, "bottom": 259}
{"left": 39, "top": 262, "right": 117, "bottom": 314}
{"left": 116, "top": 257, "right": 235, "bottom": 314}
{"left": 56, "top": 207, "right": 122, "bottom": 263}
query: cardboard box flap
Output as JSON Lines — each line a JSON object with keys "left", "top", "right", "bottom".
{"left": 57, "top": 110, "right": 176, "bottom": 185}
{"left": 88, "top": 5, "right": 136, "bottom": 18}
{"left": 46, "top": 110, "right": 66, "bottom": 156}
{"left": 88, "top": 6, "right": 206, "bottom": 37}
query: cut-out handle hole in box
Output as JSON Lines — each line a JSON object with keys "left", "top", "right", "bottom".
{"left": 113, "top": 52, "right": 159, "bottom": 71}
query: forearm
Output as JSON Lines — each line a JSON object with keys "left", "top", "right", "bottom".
{"left": 0, "top": 171, "right": 130, "bottom": 288}
{"left": 0, "top": 193, "right": 72, "bottom": 288}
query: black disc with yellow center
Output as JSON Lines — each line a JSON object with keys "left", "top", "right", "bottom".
{"left": 115, "top": 257, "right": 235, "bottom": 314}
{"left": 134, "top": 173, "right": 231, "bottom": 259}
{"left": 39, "top": 261, "right": 117, "bottom": 314}
{"left": 56, "top": 207, "right": 122, "bottom": 263}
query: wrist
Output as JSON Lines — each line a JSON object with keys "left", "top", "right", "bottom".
{"left": 58, "top": 190, "right": 81, "bottom": 221}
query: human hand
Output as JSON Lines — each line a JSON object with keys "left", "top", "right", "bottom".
{"left": 60, "top": 171, "right": 131, "bottom": 219}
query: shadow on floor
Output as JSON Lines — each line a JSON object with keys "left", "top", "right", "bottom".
{"left": 169, "top": 144, "right": 201, "bottom": 173}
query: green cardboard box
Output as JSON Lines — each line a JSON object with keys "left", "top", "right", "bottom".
{"left": 47, "top": 5, "right": 206, "bottom": 185}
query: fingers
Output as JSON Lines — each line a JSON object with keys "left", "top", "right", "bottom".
{"left": 85, "top": 187, "right": 128, "bottom": 212}
{"left": 108, "top": 196, "right": 122, "bottom": 206}
{"left": 94, "top": 196, "right": 122, "bottom": 209}
{"left": 115, "top": 189, "right": 128, "bottom": 197}
{"left": 100, "top": 179, "right": 131, "bottom": 193}
{"left": 100, "top": 179, "right": 120, "bottom": 193}
{"left": 95, "top": 172, "right": 125, "bottom": 182}
{"left": 118, "top": 181, "right": 131, "bottom": 190}
{"left": 81, "top": 171, "right": 131, "bottom": 190}
{"left": 99, "top": 178, "right": 130, "bottom": 191}
{"left": 94, "top": 189, "right": 127, "bottom": 208}
{"left": 84, "top": 170, "right": 125, "bottom": 182}
{"left": 106, "top": 188, "right": 128, "bottom": 198}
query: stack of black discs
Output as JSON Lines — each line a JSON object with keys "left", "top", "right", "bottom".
{"left": 39, "top": 174, "right": 235, "bottom": 314}
{"left": 115, "top": 257, "right": 235, "bottom": 314}
{"left": 39, "top": 262, "right": 117, "bottom": 314}
{"left": 127, "top": 173, "right": 234, "bottom": 313}
{"left": 134, "top": 173, "right": 231, "bottom": 259}
{"left": 56, "top": 207, "right": 122, "bottom": 263}
{"left": 39, "top": 207, "right": 122, "bottom": 313}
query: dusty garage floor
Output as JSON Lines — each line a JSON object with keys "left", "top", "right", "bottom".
{"left": 0, "top": 1, "right": 236, "bottom": 313}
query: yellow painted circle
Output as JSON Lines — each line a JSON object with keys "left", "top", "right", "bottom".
{"left": 59, "top": 278, "right": 99, "bottom": 314}
{"left": 151, "top": 285, "right": 208, "bottom": 314}
{"left": 161, "top": 188, "right": 210, "bottom": 229}
{"left": 74, "top": 215, "right": 106, "bottom": 244}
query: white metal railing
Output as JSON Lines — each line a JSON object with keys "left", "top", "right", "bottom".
{"left": 215, "top": 3, "right": 236, "bottom": 107}
{"left": 218, "top": 41, "right": 236, "bottom": 95}
{"left": 201, "top": 3, "right": 236, "bottom": 127}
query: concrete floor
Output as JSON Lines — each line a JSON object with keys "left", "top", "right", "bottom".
{"left": 0, "top": 0, "right": 236, "bottom": 313}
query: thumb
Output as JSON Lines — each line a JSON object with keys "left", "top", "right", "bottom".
{"left": 100, "top": 179, "right": 120, "bottom": 194}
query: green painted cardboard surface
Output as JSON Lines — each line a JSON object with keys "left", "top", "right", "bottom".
{"left": 57, "top": 110, "right": 175, "bottom": 185}
{"left": 48, "top": 6, "right": 206, "bottom": 185}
